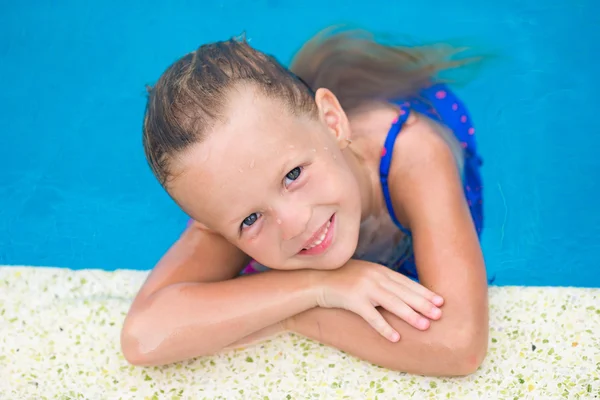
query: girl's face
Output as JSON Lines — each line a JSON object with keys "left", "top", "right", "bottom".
{"left": 170, "top": 86, "right": 362, "bottom": 270}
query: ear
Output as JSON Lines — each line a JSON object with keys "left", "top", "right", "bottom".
{"left": 314, "top": 88, "right": 352, "bottom": 149}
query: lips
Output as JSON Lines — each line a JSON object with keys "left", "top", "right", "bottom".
{"left": 302, "top": 219, "right": 332, "bottom": 250}
{"left": 298, "top": 214, "right": 335, "bottom": 256}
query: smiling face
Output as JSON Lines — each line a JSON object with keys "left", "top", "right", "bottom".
{"left": 169, "top": 85, "right": 362, "bottom": 270}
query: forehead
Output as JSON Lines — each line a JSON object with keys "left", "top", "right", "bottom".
{"left": 215, "top": 88, "right": 314, "bottom": 158}
{"left": 171, "top": 87, "right": 323, "bottom": 225}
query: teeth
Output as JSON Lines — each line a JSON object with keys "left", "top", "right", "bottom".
{"left": 304, "top": 220, "right": 331, "bottom": 250}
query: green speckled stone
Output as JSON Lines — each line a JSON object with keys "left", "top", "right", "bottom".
{"left": 1, "top": 266, "right": 599, "bottom": 399}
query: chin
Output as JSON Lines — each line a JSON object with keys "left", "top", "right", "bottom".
{"left": 322, "top": 215, "right": 360, "bottom": 269}
{"left": 279, "top": 242, "right": 354, "bottom": 271}
{"left": 315, "top": 232, "right": 359, "bottom": 270}
{"left": 332, "top": 240, "right": 358, "bottom": 268}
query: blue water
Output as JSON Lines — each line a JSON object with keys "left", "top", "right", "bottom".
{"left": 1, "top": 0, "right": 599, "bottom": 287}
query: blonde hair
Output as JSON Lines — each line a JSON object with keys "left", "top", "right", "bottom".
{"left": 290, "top": 27, "right": 478, "bottom": 113}
{"left": 143, "top": 27, "right": 479, "bottom": 188}
{"left": 290, "top": 27, "right": 480, "bottom": 171}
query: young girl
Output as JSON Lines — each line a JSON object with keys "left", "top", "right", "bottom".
{"left": 121, "top": 28, "right": 489, "bottom": 377}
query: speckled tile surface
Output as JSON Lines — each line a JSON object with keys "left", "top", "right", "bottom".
{"left": 1, "top": 266, "right": 599, "bottom": 400}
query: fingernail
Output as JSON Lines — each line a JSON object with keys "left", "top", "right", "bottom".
{"left": 390, "top": 331, "right": 400, "bottom": 342}
{"left": 419, "top": 318, "right": 430, "bottom": 330}
{"left": 431, "top": 307, "right": 442, "bottom": 319}
{"left": 433, "top": 295, "right": 444, "bottom": 305}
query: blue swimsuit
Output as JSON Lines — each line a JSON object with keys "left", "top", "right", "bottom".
{"left": 379, "top": 83, "right": 484, "bottom": 280}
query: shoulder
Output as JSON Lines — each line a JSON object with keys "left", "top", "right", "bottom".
{"left": 386, "top": 112, "right": 467, "bottom": 231}
{"left": 390, "top": 112, "right": 459, "bottom": 177}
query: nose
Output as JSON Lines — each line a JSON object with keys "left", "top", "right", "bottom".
{"left": 275, "top": 201, "right": 312, "bottom": 242}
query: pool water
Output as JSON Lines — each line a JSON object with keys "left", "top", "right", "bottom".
{"left": 1, "top": 0, "right": 599, "bottom": 287}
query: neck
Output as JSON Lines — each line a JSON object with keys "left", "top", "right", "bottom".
{"left": 342, "top": 147, "right": 371, "bottom": 222}
{"left": 344, "top": 103, "right": 401, "bottom": 222}
{"left": 342, "top": 140, "right": 390, "bottom": 224}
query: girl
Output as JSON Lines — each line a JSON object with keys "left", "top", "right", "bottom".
{"left": 121, "top": 28, "right": 489, "bottom": 377}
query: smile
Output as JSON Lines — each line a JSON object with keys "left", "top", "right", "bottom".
{"left": 299, "top": 214, "right": 335, "bottom": 256}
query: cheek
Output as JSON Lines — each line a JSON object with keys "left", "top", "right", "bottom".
{"left": 321, "top": 155, "right": 357, "bottom": 196}
{"left": 238, "top": 226, "right": 280, "bottom": 259}
{"left": 305, "top": 164, "right": 340, "bottom": 199}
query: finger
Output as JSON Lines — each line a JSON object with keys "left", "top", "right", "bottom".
{"left": 357, "top": 305, "right": 400, "bottom": 342}
{"left": 380, "top": 280, "right": 442, "bottom": 321}
{"left": 375, "top": 288, "right": 432, "bottom": 330}
{"left": 385, "top": 269, "right": 444, "bottom": 306}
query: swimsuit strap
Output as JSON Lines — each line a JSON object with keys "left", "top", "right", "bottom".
{"left": 378, "top": 85, "right": 447, "bottom": 236}
{"left": 379, "top": 106, "right": 412, "bottom": 236}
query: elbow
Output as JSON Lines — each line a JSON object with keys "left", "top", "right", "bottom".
{"left": 120, "top": 309, "right": 216, "bottom": 367}
{"left": 121, "top": 340, "right": 148, "bottom": 367}
{"left": 442, "top": 326, "right": 489, "bottom": 377}
{"left": 121, "top": 342, "right": 147, "bottom": 367}
{"left": 120, "top": 316, "right": 149, "bottom": 366}
{"left": 380, "top": 327, "right": 488, "bottom": 377}
{"left": 120, "top": 312, "right": 165, "bottom": 367}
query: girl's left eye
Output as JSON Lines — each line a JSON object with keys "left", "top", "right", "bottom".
{"left": 284, "top": 166, "right": 302, "bottom": 187}
{"left": 241, "top": 212, "right": 260, "bottom": 229}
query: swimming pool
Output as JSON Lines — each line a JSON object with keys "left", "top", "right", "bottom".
{"left": 1, "top": 0, "right": 599, "bottom": 287}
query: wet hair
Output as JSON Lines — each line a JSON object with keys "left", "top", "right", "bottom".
{"left": 142, "top": 27, "right": 478, "bottom": 189}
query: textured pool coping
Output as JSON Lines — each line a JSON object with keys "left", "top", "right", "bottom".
{"left": 1, "top": 266, "right": 599, "bottom": 399}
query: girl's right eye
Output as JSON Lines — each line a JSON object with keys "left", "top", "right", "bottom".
{"left": 284, "top": 166, "right": 302, "bottom": 187}
{"left": 241, "top": 212, "right": 261, "bottom": 229}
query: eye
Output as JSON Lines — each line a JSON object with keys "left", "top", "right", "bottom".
{"left": 284, "top": 166, "right": 302, "bottom": 187}
{"left": 241, "top": 212, "right": 261, "bottom": 230}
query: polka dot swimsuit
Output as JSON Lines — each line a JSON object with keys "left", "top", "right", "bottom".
{"left": 380, "top": 83, "right": 484, "bottom": 279}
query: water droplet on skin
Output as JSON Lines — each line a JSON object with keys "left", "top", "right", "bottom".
{"left": 324, "top": 147, "right": 328, "bottom": 151}
{"left": 238, "top": 168, "right": 244, "bottom": 173}
{"left": 311, "top": 148, "right": 317, "bottom": 152}
{"left": 276, "top": 218, "right": 282, "bottom": 225}
{"left": 249, "top": 160, "right": 255, "bottom": 169}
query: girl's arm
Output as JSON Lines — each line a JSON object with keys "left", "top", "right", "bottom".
{"left": 285, "top": 115, "right": 489, "bottom": 376}
{"left": 120, "top": 223, "right": 319, "bottom": 366}
{"left": 121, "top": 220, "right": 442, "bottom": 366}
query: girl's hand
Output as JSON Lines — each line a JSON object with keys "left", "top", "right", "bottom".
{"left": 314, "top": 260, "right": 444, "bottom": 342}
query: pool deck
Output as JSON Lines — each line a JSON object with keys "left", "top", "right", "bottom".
{"left": 1, "top": 266, "right": 599, "bottom": 399}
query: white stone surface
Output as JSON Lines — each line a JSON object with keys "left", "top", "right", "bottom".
{"left": 1, "top": 266, "right": 599, "bottom": 399}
